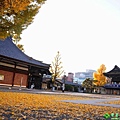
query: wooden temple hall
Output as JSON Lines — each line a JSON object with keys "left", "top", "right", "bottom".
{"left": 0, "top": 37, "right": 51, "bottom": 89}
{"left": 103, "top": 65, "right": 120, "bottom": 95}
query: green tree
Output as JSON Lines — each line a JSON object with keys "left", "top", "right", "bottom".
{"left": 50, "top": 51, "right": 64, "bottom": 85}
{"left": 65, "top": 84, "right": 73, "bottom": 91}
{"left": 0, "top": 0, "right": 46, "bottom": 40}
{"left": 82, "top": 78, "right": 95, "bottom": 93}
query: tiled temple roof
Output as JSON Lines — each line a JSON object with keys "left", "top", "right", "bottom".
{"left": 103, "top": 65, "right": 120, "bottom": 77}
{"left": 0, "top": 37, "right": 50, "bottom": 68}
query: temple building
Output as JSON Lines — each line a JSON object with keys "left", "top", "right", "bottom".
{"left": 0, "top": 37, "right": 51, "bottom": 89}
{"left": 103, "top": 65, "right": 120, "bottom": 95}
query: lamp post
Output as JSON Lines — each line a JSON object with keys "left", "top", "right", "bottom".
{"left": 62, "top": 72, "right": 66, "bottom": 93}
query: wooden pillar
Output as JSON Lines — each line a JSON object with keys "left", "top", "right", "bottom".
{"left": 107, "top": 89, "right": 109, "bottom": 94}
{"left": 106, "top": 89, "right": 108, "bottom": 94}
{"left": 26, "top": 65, "right": 31, "bottom": 88}
{"left": 110, "top": 89, "right": 114, "bottom": 95}
{"left": 108, "top": 89, "right": 110, "bottom": 94}
{"left": 110, "top": 89, "right": 111, "bottom": 94}
{"left": 12, "top": 62, "right": 17, "bottom": 87}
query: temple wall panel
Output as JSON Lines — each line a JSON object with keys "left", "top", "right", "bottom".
{"left": 105, "top": 89, "right": 120, "bottom": 95}
{"left": 14, "top": 73, "right": 27, "bottom": 86}
{"left": 0, "top": 70, "right": 13, "bottom": 85}
{"left": 0, "top": 69, "right": 28, "bottom": 86}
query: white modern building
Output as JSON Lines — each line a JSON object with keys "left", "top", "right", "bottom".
{"left": 74, "top": 69, "right": 96, "bottom": 83}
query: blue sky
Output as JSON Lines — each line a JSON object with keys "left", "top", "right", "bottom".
{"left": 20, "top": 0, "right": 120, "bottom": 74}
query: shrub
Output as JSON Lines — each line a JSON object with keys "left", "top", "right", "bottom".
{"left": 65, "top": 84, "right": 73, "bottom": 91}
{"left": 74, "top": 86, "right": 78, "bottom": 92}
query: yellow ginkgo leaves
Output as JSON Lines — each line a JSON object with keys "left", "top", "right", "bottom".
{"left": 0, "top": 91, "right": 119, "bottom": 120}
{"left": 0, "top": 0, "right": 30, "bottom": 15}
{"left": 93, "top": 64, "right": 107, "bottom": 86}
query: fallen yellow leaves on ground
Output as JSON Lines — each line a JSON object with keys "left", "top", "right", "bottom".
{"left": 0, "top": 91, "right": 119, "bottom": 120}
{"left": 102, "top": 100, "right": 120, "bottom": 105}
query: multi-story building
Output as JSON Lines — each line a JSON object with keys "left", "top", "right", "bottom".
{"left": 67, "top": 72, "right": 74, "bottom": 82}
{"left": 75, "top": 69, "right": 96, "bottom": 79}
{"left": 74, "top": 69, "right": 96, "bottom": 84}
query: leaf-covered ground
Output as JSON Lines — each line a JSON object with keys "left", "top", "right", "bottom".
{"left": 102, "top": 100, "right": 120, "bottom": 105}
{"left": 0, "top": 91, "right": 119, "bottom": 120}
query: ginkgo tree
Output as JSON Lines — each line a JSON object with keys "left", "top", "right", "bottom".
{"left": 49, "top": 51, "right": 64, "bottom": 86}
{"left": 0, "top": 0, "right": 46, "bottom": 40}
{"left": 93, "top": 64, "right": 107, "bottom": 86}
{"left": 0, "top": 0, "right": 46, "bottom": 51}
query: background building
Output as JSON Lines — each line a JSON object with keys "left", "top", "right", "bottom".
{"left": 74, "top": 69, "right": 96, "bottom": 84}
{"left": 66, "top": 72, "right": 74, "bottom": 82}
